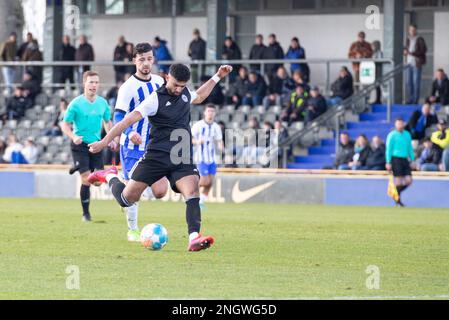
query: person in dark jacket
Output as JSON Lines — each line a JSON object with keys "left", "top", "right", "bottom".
{"left": 22, "top": 71, "right": 41, "bottom": 104}
{"left": 335, "top": 132, "right": 355, "bottom": 170}
{"left": 405, "top": 103, "right": 438, "bottom": 140}
{"left": 365, "top": 136, "right": 386, "bottom": 170}
{"left": 17, "top": 32, "right": 34, "bottom": 60}
{"left": 417, "top": 137, "right": 442, "bottom": 171}
{"left": 404, "top": 24, "right": 427, "bottom": 104}
{"left": 304, "top": 86, "right": 327, "bottom": 124}
{"left": 75, "top": 35, "right": 95, "bottom": 82}
{"left": 228, "top": 66, "right": 249, "bottom": 107}
{"left": 264, "top": 66, "right": 295, "bottom": 109}
{"left": 113, "top": 36, "right": 128, "bottom": 82}
{"left": 1, "top": 32, "right": 18, "bottom": 94}
{"left": 153, "top": 36, "right": 173, "bottom": 75}
{"left": 328, "top": 66, "right": 354, "bottom": 106}
{"left": 249, "top": 34, "right": 267, "bottom": 72}
{"left": 222, "top": 36, "right": 242, "bottom": 82}
{"left": 349, "top": 134, "right": 371, "bottom": 170}
{"left": 58, "top": 35, "right": 76, "bottom": 89}
{"left": 188, "top": 29, "right": 206, "bottom": 83}
{"left": 285, "top": 37, "right": 309, "bottom": 82}
{"left": 242, "top": 71, "right": 267, "bottom": 107}
{"left": 22, "top": 40, "right": 43, "bottom": 85}
{"left": 2, "top": 86, "right": 32, "bottom": 122}
{"left": 428, "top": 69, "right": 449, "bottom": 106}
{"left": 264, "top": 34, "right": 284, "bottom": 80}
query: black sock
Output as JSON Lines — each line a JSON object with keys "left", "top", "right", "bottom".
{"left": 80, "top": 184, "right": 90, "bottom": 216}
{"left": 108, "top": 177, "right": 132, "bottom": 207}
{"left": 396, "top": 185, "right": 408, "bottom": 195}
{"left": 186, "top": 198, "right": 201, "bottom": 235}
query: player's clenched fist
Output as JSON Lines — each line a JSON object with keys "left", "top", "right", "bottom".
{"left": 129, "top": 132, "right": 143, "bottom": 145}
{"left": 217, "top": 65, "right": 233, "bottom": 79}
{"left": 89, "top": 140, "right": 107, "bottom": 153}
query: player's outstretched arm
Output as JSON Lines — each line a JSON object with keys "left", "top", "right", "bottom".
{"left": 89, "top": 111, "right": 143, "bottom": 153}
{"left": 191, "top": 65, "right": 233, "bottom": 105}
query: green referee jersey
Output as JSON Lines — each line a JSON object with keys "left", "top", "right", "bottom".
{"left": 63, "top": 95, "right": 111, "bottom": 144}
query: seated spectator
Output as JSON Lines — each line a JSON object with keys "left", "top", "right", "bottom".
{"left": 280, "top": 85, "right": 308, "bottom": 125}
{"left": 21, "top": 137, "right": 39, "bottom": 164}
{"left": 365, "top": 136, "right": 386, "bottom": 170}
{"left": 349, "top": 134, "right": 370, "bottom": 170}
{"left": 334, "top": 132, "right": 355, "bottom": 170}
{"left": 45, "top": 98, "right": 68, "bottom": 137}
{"left": 274, "top": 120, "right": 291, "bottom": 164}
{"left": 2, "top": 134, "right": 26, "bottom": 164}
{"left": 328, "top": 66, "right": 354, "bottom": 106}
{"left": 0, "top": 138, "right": 6, "bottom": 163}
{"left": 22, "top": 71, "right": 41, "bottom": 104}
{"left": 285, "top": 37, "right": 310, "bottom": 82}
{"left": 106, "top": 80, "right": 123, "bottom": 107}
{"left": 428, "top": 69, "right": 449, "bottom": 106}
{"left": 240, "top": 117, "right": 261, "bottom": 165}
{"left": 263, "top": 66, "right": 295, "bottom": 109}
{"left": 292, "top": 69, "right": 310, "bottom": 92}
{"left": 405, "top": 102, "right": 438, "bottom": 140}
{"left": 417, "top": 137, "right": 441, "bottom": 171}
{"left": 304, "top": 86, "right": 327, "bottom": 124}
{"left": 200, "top": 75, "right": 225, "bottom": 106}
{"left": 153, "top": 36, "right": 173, "bottom": 75}
{"left": 242, "top": 71, "right": 267, "bottom": 107}
{"left": 2, "top": 86, "right": 32, "bottom": 122}
{"left": 227, "top": 66, "right": 249, "bottom": 107}
{"left": 431, "top": 119, "right": 449, "bottom": 171}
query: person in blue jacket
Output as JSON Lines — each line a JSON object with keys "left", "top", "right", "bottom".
{"left": 153, "top": 36, "right": 173, "bottom": 74}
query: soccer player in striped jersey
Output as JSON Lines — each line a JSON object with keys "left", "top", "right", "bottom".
{"left": 191, "top": 104, "right": 224, "bottom": 209}
{"left": 113, "top": 42, "right": 168, "bottom": 241}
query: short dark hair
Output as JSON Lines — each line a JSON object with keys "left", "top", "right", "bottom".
{"left": 205, "top": 103, "right": 216, "bottom": 110}
{"left": 410, "top": 23, "right": 418, "bottom": 29}
{"left": 133, "top": 42, "right": 153, "bottom": 58}
{"left": 169, "top": 64, "right": 191, "bottom": 82}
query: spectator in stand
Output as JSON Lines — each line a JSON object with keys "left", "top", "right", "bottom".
{"left": 0, "top": 32, "right": 18, "bottom": 94}
{"left": 0, "top": 138, "right": 6, "bottom": 163}
{"left": 349, "top": 134, "right": 370, "bottom": 170}
{"left": 371, "top": 40, "right": 383, "bottom": 104}
{"left": 249, "top": 34, "right": 267, "bottom": 72}
{"left": 334, "top": 132, "right": 355, "bottom": 170}
{"left": 304, "top": 86, "right": 327, "bottom": 124}
{"left": 274, "top": 120, "right": 290, "bottom": 163}
{"left": 328, "top": 66, "right": 354, "bottom": 106}
{"left": 200, "top": 75, "right": 225, "bottom": 106}
{"left": 2, "top": 134, "right": 26, "bottom": 164}
{"left": 21, "top": 136, "right": 39, "bottom": 164}
{"left": 106, "top": 80, "right": 123, "bottom": 107}
{"left": 365, "top": 136, "right": 386, "bottom": 170}
{"left": 22, "top": 71, "right": 41, "bottom": 104}
{"left": 2, "top": 86, "right": 32, "bottom": 122}
{"left": 428, "top": 69, "right": 449, "bottom": 106}
{"left": 17, "top": 32, "right": 34, "bottom": 60}
{"left": 348, "top": 31, "right": 373, "bottom": 84}
{"left": 280, "top": 84, "right": 308, "bottom": 125}
{"left": 431, "top": 119, "right": 449, "bottom": 171}
{"left": 124, "top": 42, "right": 136, "bottom": 75}
{"left": 153, "top": 36, "right": 173, "bottom": 75}
{"left": 45, "top": 98, "right": 68, "bottom": 137}
{"left": 188, "top": 29, "right": 206, "bottom": 83}
{"left": 222, "top": 36, "right": 241, "bottom": 82}
{"left": 58, "top": 35, "right": 76, "bottom": 89}
{"left": 22, "top": 40, "right": 43, "bottom": 85}
{"left": 242, "top": 71, "right": 267, "bottom": 107}
{"left": 405, "top": 102, "right": 438, "bottom": 141}
{"left": 417, "top": 137, "right": 441, "bottom": 172}
{"left": 285, "top": 37, "right": 309, "bottom": 83}
{"left": 265, "top": 34, "right": 284, "bottom": 81}
{"left": 404, "top": 24, "right": 427, "bottom": 104}
{"left": 113, "top": 36, "right": 129, "bottom": 82}
{"left": 264, "top": 66, "right": 295, "bottom": 109}
{"left": 227, "top": 66, "right": 249, "bottom": 107}
{"left": 75, "top": 35, "right": 95, "bottom": 83}
{"left": 292, "top": 70, "right": 310, "bottom": 91}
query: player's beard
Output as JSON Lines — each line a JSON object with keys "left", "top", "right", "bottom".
{"left": 139, "top": 67, "right": 151, "bottom": 76}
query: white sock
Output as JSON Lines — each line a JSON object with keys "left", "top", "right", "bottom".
{"left": 189, "top": 232, "right": 199, "bottom": 242}
{"left": 199, "top": 193, "right": 208, "bottom": 204}
{"left": 126, "top": 202, "right": 139, "bottom": 231}
{"left": 143, "top": 187, "right": 154, "bottom": 199}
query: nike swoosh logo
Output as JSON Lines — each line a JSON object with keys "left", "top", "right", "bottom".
{"left": 231, "top": 181, "right": 276, "bottom": 204}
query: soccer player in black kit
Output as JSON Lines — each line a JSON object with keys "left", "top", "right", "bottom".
{"left": 88, "top": 64, "right": 232, "bottom": 252}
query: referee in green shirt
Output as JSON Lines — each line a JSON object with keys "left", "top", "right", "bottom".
{"left": 61, "top": 71, "right": 114, "bottom": 222}
{"left": 386, "top": 117, "right": 415, "bottom": 207}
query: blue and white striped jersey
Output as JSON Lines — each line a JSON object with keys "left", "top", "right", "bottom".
{"left": 191, "top": 120, "right": 222, "bottom": 164}
{"left": 115, "top": 74, "right": 165, "bottom": 153}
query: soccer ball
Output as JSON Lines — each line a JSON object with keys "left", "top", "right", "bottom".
{"left": 140, "top": 223, "right": 168, "bottom": 250}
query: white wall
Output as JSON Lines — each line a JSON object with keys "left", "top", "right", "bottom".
{"left": 434, "top": 12, "right": 449, "bottom": 74}
{"left": 175, "top": 17, "right": 207, "bottom": 60}
{"left": 256, "top": 14, "right": 384, "bottom": 86}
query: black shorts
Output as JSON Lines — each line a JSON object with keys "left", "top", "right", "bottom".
{"left": 71, "top": 142, "right": 104, "bottom": 174}
{"left": 391, "top": 157, "right": 412, "bottom": 177}
{"left": 130, "top": 150, "right": 199, "bottom": 193}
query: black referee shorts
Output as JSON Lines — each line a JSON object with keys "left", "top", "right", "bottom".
{"left": 130, "top": 150, "right": 199, "bottom": 194}
{"left": 391, "top": 157, "right": 412, "bottom": 177}
{"left": 71, "top": 142, "right": 104, "bottom": 174}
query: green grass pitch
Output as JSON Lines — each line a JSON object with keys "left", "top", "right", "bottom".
{"left": 0, "top": 198, "right": 449, "bottom": 300}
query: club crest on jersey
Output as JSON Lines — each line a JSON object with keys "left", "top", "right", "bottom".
{"left": 182, "top": 94, "right": 188, "bottom": 102}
